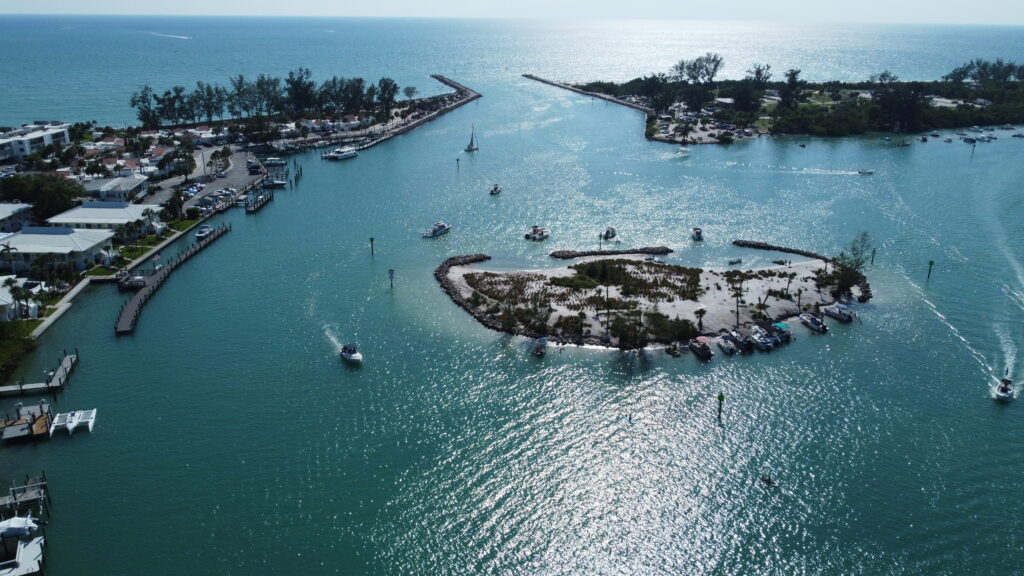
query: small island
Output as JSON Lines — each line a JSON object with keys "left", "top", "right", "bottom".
{"left": 436, "top": 237, "right": 872, "bottom": 349}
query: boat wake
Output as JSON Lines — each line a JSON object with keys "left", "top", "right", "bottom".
{"left": 144, "top": 31, "right": 192, "bottom": 40}
{"left": 323, "top": 324, "right": 345, "bottom": 355}
{"left": 993, "top": 323, "right": 1017, "bottom": 380}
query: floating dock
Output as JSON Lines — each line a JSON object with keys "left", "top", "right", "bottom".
{"left": 114, "top": 223, "right": 231, "bottom": 335}
{"left": 0, "top": 404, "right": 51, "bottom": 444}
{"left": 48, "top": 409, "right": 96, "bottom": 438}
{"left": 0, "top": 352, "right": 78, "bottom": 398}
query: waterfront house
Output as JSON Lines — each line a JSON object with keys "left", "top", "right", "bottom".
{"left": 47, "top": 202, "right": 164, "bottom": 240}
{"left": 0, "top": 227, "right": 115, "bottom": 272}
{"left": 0, "top": 122, "right": 71, "bottom": 162}
{"left": 82, "top": 175, "right": 150, "bottom": 203}
{"left": 0, "top": 203, "right": 33, "bottom": 233}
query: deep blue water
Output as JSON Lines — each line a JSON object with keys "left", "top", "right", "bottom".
{"left": 0, "top": 15, "right": 1023, "bottom": 575}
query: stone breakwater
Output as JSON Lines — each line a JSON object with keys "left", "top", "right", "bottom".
{"left": 522, "top": 74, "right": 655, "bottom": 116}
{"left": 549, "top": 246, "right": 673, "bottom": 260}
{"left": 434, "top": 254, "right": 509, "bottom": 334}
{"left": 731, "top": 239, "right": 873, "bottom": 303}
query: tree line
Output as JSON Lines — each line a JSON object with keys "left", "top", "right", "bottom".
{"left": 130, "top": 68, "right": 416, "bottom": 129}
{"left": 576, "top": 56, "right": 1024, "bottom": 136}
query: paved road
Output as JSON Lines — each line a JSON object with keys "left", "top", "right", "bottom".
{"left": 142, "top": 147, "right": 261, "bottom": 208}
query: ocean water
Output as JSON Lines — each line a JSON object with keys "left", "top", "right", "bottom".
{"left": 1, "top": 16, "right": 1024, "bottom": 575}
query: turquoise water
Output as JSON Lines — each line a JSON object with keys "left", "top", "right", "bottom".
{"left": 1, "top": 17, "right": 1024, "bottom": 575}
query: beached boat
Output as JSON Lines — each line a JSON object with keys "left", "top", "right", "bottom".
{"left": 689, "top": 337, "right": 715, "bottom": 361}
{"left": 717, "top": 334, "right": 738, "bottom": 356}
{"left": 341, "top": 343, "right": 363, "bottom": 363}
{"left": 799, "top": 313, "right": 828, "bottom": 333}
{"left": 822, "top": 303, "right": 855, "bottom": 322}
{"left": 691, "top": 227, "right": 704, "bottom": 241}
{"left": 195, "top": 224, "right": 213, "bottom": 240}
{"left": 603, "top": 227, "right": 617, "bottom": 240}
{"left": 749, "top": 325, "right": 774, "bottom": 351}
{"left": 858, "top": 169, "right": 874, "bottom": 175}
{"left": 524, "top": 225, "right": 550, "bottom": 241}
{"left": 322, "top": 146, "right": 358, "bottom": 160}
{"left": 465, "top": 126, "right": 479, "bottom": 152}
{"left": 730, "top": 330, "right": 755, "bottom": 352}
{"left": 665, "top": 343, "right": 682, "bottom": 357}
{"left": 489, "top": 184, "right": 502, "bottom": 195}
{"left": 422, "top": 221, "right": 452, "bottom": 238}
{"left": 534, "top": 336, "right": 547, "bottom": 357}
{"left": 995, "top": 376, "right": 1013, "bottom": 401}
{"left": 769, "top": 322, "right": 792, "bottom": 343}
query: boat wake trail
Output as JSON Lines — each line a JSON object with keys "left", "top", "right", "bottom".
{"left": 1001, "top": 284, "right": 1024, "bottom": 314}
{"left": 993, "top": 323, "right": 1017, "bottom": 379}
{"left": 144, "top": 31, "right": 192, "bottom": 40}
{"left": 898, "top": 267, "right": 993, "bottom": 376}
{"left": 323, "top": 324, "right": 345, "bottom": 355}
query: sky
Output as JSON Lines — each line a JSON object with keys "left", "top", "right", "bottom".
{"left": 2, "top": 0, "right": 1024, "bottom": 25}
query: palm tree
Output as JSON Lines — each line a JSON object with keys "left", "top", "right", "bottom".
{"left": 694, "top": 308, "right": 706, "bottom": 332}
{"left": 142, "top": 208, "right": 157, "bottom": 236}
{"left": 0, "top": 242, "right": 18, "bottom": 276}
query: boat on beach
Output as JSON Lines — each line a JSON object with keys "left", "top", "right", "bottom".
{"left": 691, "top": 227, "right": 703, "bottom": 241}
{"left": 822, "top": 303, "right": 856, "bottom": 322}
{"left": 800, "top": 312, "right": 828, "bottom": 333}
{"left": 749, "top": 325, "right": 775, "bottom": 351}
{"left": 423, "top": 221, "right": 452, "bottom": 238}
{"left": 322, "top": 146, "right": 358, "bottom": 160}
{"left": 689, "top": 337, "right": 715, "bottom": 361}
{"left": 340, "top": 343, "right": 363, "bottom": 363}
{"left": 524, "top": 225, "right": 550, "bottom": 241}
{"left": 489, "top": 184, "right": 502, "bottom": 195}
{"left": 534, "top": 336, "right": 547, "bottom": 357}
{"left": 717, "top": 333, "right": 738, "bottom": 355}
{"left": 465, "top": 126, "right": 479, "bottom": 152}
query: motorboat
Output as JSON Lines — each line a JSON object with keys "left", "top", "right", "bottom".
{"left": 769, "top": 322, "right": 792, "bottom": 343}
{"left": 1013, "top": 132, "right": 1024, "bottom": 138}
{"left": 691, "top": 227, "right": 704, "bottom": 241}
{"left": 322, "top": 146, "right": 358, "bottom": 160}
{"left": 1001, "top": 124, "right": 1015, "bottom": 130}
{"left": 602, "top": 226, "right": 617, "bottom": 241}
{"left": 0, "top": 513, "right": 40, "bottom": 538}
{"left": 688, "top": 337, "right": 715, "bottom": 361}
{"left": 340, "top": 343, "right": 363, "bottom": 363}
{"left": 822, "top": 303, "right": 855, "bottom": 322}
{"left": 195, "top": 224, "right": 213, "bottom": 240}
{"left": 524, "top": 225, "right": 550, "bottom": 241}
{"left": 264, "top": 178, "right": 288, "bottom": 188}
{"left": 465, "top": 125, "right": 479, "bottom": 152}
{"left": 857, "top": 169, "right": 874, "bottom": 175}
{"left": 919, "top": 136, "right": 928, "bottom": 142}
{"left": 422, "top": 221, "right": 452, "bottom": 238}
{"left": 996, "top": 376, "right": 1013, "bottom": 401}
{"left": 263, "top": 157, "right": 287, "bottom": 166}
{"left": 943, "top": 137, "right": 953, "bottom": 143}
{"left": 665, "top": 343, "right": 682, "bottom": 357}
{"left": 643, "top": 256, "right": 666, "bottom": 264}
{"left": 728, "top": 258, "right": 743, "bottom": 265}
{"left": 534, "top": 337, "right": 547, "bottom": 357}
{"left": 730, "top": 330, "right": 755, "bottom": 352}
{"left": 799, "top": 313, "right": 828, "bottom": 333}
{"left": 489, "top": 184, "right": 502, "bottom": 195}
{"left": 749, "top": 325, "right": 775, "bottom": 351}
{"left": 717, "top": 334, "right": 738, "bottom": 356}
{"left": 896, "top": 139, "right": 911, "bottom": 147}
{"left": 964, "top": 137, "right": 977, "bottom": 144}
{"left": 929, "top": 131, "right": 941, "bottom": 138}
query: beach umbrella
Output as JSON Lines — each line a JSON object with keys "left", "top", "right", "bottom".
{"left": 772, "top": 322, "right": 790, "bottom": 330}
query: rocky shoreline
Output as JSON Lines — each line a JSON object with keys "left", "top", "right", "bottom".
{"left": 732, "top": 239, "right": 873, "bottom": 303}
{"left": 549, "top": 246, "right": 673, "bottom": 260}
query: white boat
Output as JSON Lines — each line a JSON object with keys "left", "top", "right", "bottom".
{"left": 749, "top": 325, "right": 774, "bottom": 351}
{"left": 929, "top": 131, "right": 941, "bottom": 138}
{"left": 602, "top": 226, "right": 617, "bottom": 240}
{"left": 340, "top": 343, "right": 363, "bottom": 363}
{"left": 195, "top": 225, "right": 213, "bottom": 240}
{"left": 489, "top": 184, "right": 502, "bottom": 195}
{"left": 799, "top": 313, "right": 829, "bottom": 333}
{"left": 263, "top": 157, "right": 287, "bottom": 166}
{"left": 944, "top": 137, "right": 953, "bottom": 143}
{"left": 48, "top": 408, "right": 97, "bottom": 437}
{"left": 422, "top": 221, "right": 452, "bottom": 238}
{"left": 264, "top": 178, "right": 288, "bottom": 188}
{"left": 857, "top": 169, "right": 874, "bottom": 175}
{"left": 524, "top": 225, "right": 550, "bottom": 241}
{"left": 822, "top": 303, "right": 855, "bottom": 322}
{"left": 0, "top": 513, "right": 40, "bottom": 538}
{"left": 717, "top": 336, "right": 737, "bottom": 356}
{"left": 691, "top": 227, "right": 704, "bottom": 241}
{"left": 322, "top": 146, "right": 358, "bottom": 160}
{"left": 995, "top": 376, "right": 1013, "bottom": 401}
{"left": 465, "top": 126, "right": 479, "bottom": 152}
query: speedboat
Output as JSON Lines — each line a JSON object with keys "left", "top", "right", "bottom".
{"left": 263, "top": 157, "right": 287, "bottom": 166}
{"left": 665, "top": 343, "right": 682, "bottom": 357}
{"left": 995, "top": 376, "right": 1013, "bottom": 401}
{"left": 340, "top": 343, "right": 363, "bottom": 363}
{"left": 964, "top": 137, "right": 977, "bottom": 144}
{"left": 929, "top": 131, "right": 941, "bottom": 138}
{"left": 489, "top": 184, "right": 502, "bottom": 195}
{"left": 534, "top": 337, "right": 547, "bottom": 357}
{"left": 195, "top": 224, "right": 213, "bottom": 240}
{"left": 322, "top": 146, "right": 358, "bottom": 160}
{"left": 857, "top": 169, "right": 874, "bottom": 175}
{"left": 603, "top": 226, "right": 617, "bottom": 241}
{"left": 728, "top": 258, "right": 743, "bottom": 265}
{"left": 822, "top": 303, "right": 855, "bottom": 322}
{"left": 688, "top": 337, "right": 715, "bottom": 361}
{"left": 717, "top": 334, "right": 738, "bottom": 355}
{"left": 749, "top": 325, "right": 774, "bottom": 351}
{"left": 0, "top": 513, "right": 40, "bottom": 538}
{"left": 769, "top": 322, "right": 792, "bottom": 343}
{"left": 691, "top": 227, "right": 704, "bottom": 241}
{"left": 264, "top": 178, "right": 288, "bottom": 188}
{"left": 524, "top": 225, "right": 550, "bottom": 241}
{"left": 800, "top": 313, "right": 828, "bottom": 333}
{"left": 944, "top": 137, "right": 953, "bottom": 143}
{"left": 465, "top": 125, "right": 479, "bottom": 152}
{"left": 730, "top": 330, "right": 755, "bottom": 352}
{"left": 423, "top": 221, "right": 452, "bottom": 238}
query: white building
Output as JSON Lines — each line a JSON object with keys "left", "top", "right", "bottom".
{"left": 0, "top": 227, "right": 115, "bottom": 272}
{"left": 0, "top": 203, "right": 32, "bottom": 233}
{"left": 82, "top": 175, "right": 150, "bottom": 203}
{"left": 0, "top": 122, "right": 71, "bottom": 162}
{"left": 46, "top": 202, "right": 164, "bottom": 237}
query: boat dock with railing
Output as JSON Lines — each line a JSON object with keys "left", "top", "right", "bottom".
{"left": 0, "top": 351, "right": 78, "bottom": 398}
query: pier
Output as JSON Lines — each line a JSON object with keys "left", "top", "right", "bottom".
{"left": 114, "top": 223, "right": 231, "bottom": 335}
{"left": 246, "top": 189, "right": 274, "bottom": 213}
{"left": 523, "top": 74, "right": 655, "bottom": 115}
{"left": 0, "top": 474, "right": 50, "bottom": 520}
{"left": 0, "top": 351, "right": 78, "bottom": 398}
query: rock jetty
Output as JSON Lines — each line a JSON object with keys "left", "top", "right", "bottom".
{"left": 549, "top": 246, "right": 673, "bottom": 260}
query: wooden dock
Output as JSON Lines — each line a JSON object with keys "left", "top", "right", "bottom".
{"left": 0, "top": 474, "right": 50, "bottom": 520}
{"left": 245, "top": 190, "right": 274, "bottom": 213}
{"left": 0, "top": 403, "right": 52, "bottom": 444}
{"left": 0, "top": 352, "right": 78, "bottom": 398}
{"left": 114, "top": 223, "right": 231, "bottom": 335}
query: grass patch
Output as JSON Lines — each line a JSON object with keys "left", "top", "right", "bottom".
{"left": 169, "top": 219, "right": 199, "bottom": 232}
{"left": 86, "top": 266, "right": 119, "bottom": 277}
